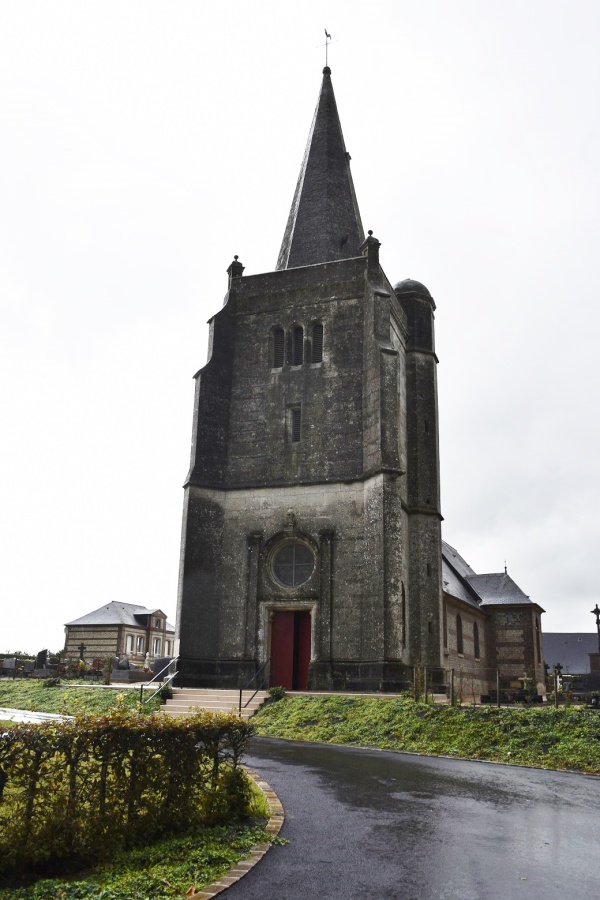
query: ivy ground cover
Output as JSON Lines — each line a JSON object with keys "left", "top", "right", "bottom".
{"left": 253, "top": 694, "right": 600, "bottom": 774}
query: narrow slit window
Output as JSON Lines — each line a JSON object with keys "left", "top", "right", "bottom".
{"left": 287, "top": 405, "right": 301, "bottom": 443}
{"left": 291, "top": 407, "right": 301, "bottom": 442}
{"left": 456, "top": 614, "right": 464, "bottom": 655}
{"left": 312, "top": 322, "right": 323, "bottom": 363}
{"left": 474, "top": 621, "right": 480, "bottom": 660}
{"left": 272, "top": 327, "right": 284, "bottom": 368}
{"left": 292, "top": 326, "right": 304, "bottom": 365}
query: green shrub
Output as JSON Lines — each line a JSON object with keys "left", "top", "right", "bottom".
{"left": 0, "top": 708, "right": 255, "bottom": 879}
{"left": 268, "top": 685, "right": 286, "bottom": 702}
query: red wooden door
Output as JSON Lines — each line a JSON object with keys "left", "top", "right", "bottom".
{"left": 270, "top": 611, "right": 311, "bottom": 690}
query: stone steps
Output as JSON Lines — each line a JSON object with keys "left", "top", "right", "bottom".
{"left": 160, "top": 688, "right": 269, "bottom": 720}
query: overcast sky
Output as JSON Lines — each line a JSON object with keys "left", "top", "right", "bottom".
{"left": 1, "top": 1, "right": 599, "bottom": 653}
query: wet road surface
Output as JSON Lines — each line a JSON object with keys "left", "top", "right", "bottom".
{"left": 228, "top": 737, "right": 599, "bottom": 900}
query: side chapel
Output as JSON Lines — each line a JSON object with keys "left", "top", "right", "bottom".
{"left": 175, "top": 66, "right": 545, "bottom": 697}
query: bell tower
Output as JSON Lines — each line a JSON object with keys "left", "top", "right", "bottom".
{"left": 175, "top": 68, "right": 443, "bottom": 690}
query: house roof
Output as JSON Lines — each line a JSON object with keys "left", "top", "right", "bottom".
{"left": 66, "top": 601, "right": 175, "bottom": 633}
{"left": 543, "top": 633, "right": 598, "bottom": 674}
{"left": 276, "top": 66, "right": 364, "bottom": 270}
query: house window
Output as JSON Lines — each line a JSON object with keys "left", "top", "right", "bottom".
{"left": 153, "top": 637, "right": 161, "bottom": 656}
{"left": 287, "top": 405, "right": 301, "bottom": 443}
{"left": 273, "top": 542, "right": 314, "bottom": 587}
{"left": 165, "top": 640, "right": 171, "bottom": 656}
{"left": 311, "top": 322, "right": 323, "bottom": 363}
{"left": 136, "top": 636, "right": 144, "bottom": 654}
{"left": 456, "top": 615, "right": 463, "bottom": 655}
{"left": 154, "top": 618, "right": 161, "bottom": 629}
{"left": 126, "top": 634, "right": 133, "bottom": 653}
{"left": 474, "top": 621, "right": 480, "bottom": 660}
{"left": 272, "top": 327, "right": 285, "bottom": 368}
{"left": 292, "top": 326, "right": 304, "bottom": 365}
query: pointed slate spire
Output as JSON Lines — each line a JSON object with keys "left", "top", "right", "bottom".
{"left": 276, "top": 67, "right": 364, "bottom": 270}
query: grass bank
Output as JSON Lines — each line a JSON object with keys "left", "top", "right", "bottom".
{"left": 0, "top": 680, "right": 162, "bottom": 715}
{"left": 253, "top": 695, "right": 600, "bottom": 774}
{"left": 0, "top": 821, "right": 276, "bottom": 899}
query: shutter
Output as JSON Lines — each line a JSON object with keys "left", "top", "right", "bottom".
{"left": 312, "top": 322, "right": 323, "bottom": 363}
{"left": 292, "top": 407, "right": 301, "bottom": 442}
{"left": 293, "top": 326, "right": 304, "bottom": 365}
{"left": 273, "top": 328, "right": 284, "bottom": 368}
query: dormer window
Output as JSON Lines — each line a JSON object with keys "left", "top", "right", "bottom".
{"left": 154, "top": 618, "right": 161, "bottom": 629}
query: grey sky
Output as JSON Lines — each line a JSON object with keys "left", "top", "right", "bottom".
{"left": 1, "top": 1, "right": 599, "bottom": 652}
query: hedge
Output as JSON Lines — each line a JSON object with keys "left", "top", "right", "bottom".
{"left": 0, "top": 707, "right": 255, "bottom": 878}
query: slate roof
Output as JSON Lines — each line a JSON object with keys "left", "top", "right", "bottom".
{"left": 276, "top": 66, "right": 364, "bottom": 271}
{"left": 467, "top": 573, "right": 538, "bottom": 608}
{"left": 441, "top": 540, "right": 543, "bottom": 611}
{"left": 441, "top": 543, "right": 481, "bottom": 611}
{"left": 66, "top": 601, "right": 175, "bottom": 632}
{"left": 543, "top": 633, "right": 598, "bottom": 673}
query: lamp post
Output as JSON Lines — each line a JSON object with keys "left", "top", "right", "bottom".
{"left": 591, "top": 604, "right": 600, "bottom": 654}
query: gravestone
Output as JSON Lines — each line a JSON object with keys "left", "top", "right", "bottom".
{"left": 152, "top": 657, "right": 173, "bottom": 679}
{"left": 2, "top": 657, "right": 17, "bottom": 677}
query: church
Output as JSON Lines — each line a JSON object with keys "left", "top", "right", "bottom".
{"left": 175, "top": 66, "right": 546, "bottom": 698}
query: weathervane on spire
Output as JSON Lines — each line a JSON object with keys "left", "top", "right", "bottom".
{"left": 324, "top": 29, "right": 332, "bottom": 67}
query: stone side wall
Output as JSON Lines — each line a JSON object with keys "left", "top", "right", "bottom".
{"left": 443, "top": 595, "right": 490, "bottom": 700}
{"left": 486, "top": 606, "right": 546, "bottom": 694}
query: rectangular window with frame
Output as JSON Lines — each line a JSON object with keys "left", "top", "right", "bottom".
{"left": 136, "top": 636, "right": 144, "bottom": 654}
{"left": 287, "top": 405, "right": 301, "bottom": 442}
{"left": 126, "top": 634, "right": 133, "bottom": 653}
{"left": 153, "top": 637, "right": 161, "bottom": 656}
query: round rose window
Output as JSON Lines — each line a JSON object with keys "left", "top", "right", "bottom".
{"left": 273, "top": 542, "right": 314, "bottom": 587}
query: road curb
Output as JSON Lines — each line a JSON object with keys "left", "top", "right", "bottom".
{"left": 188, "top": 766, "right": 285, "bottom": 899}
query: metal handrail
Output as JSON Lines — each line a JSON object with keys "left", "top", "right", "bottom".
{"left": 139, "top": 657, "right": 178, "bottom": 704}
{"left": 238, "top": 658, "right": 270, "bottom": 715}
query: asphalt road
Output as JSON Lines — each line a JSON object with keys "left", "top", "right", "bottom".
{"left": 228, "top": 737, "right": 599, "bottom": 900}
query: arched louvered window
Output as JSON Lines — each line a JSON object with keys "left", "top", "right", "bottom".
{"left": 473, "top": 621, "right": 480, "bottom": 659}
{"left": 292, "top": 326, "right": 304, "bottom": 366}
{"left": 312, "top": 322, "right": 323, "bottom": 363}
{"left": 272, "top": 327, "right": 284, "bottom": 369}
{"left": 456, "top": 614, "right": 464, "bottom": 655}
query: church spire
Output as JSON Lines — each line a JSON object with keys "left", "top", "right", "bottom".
{"left": 276, "top": 67, "right": 364, "bottom": 270}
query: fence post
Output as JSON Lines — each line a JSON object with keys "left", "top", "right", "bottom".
{"left": 496, "top": 669, "right": 500, "bottom": 708}
{"left": 450, "top": 668, "right": 454, "bottom": 706}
